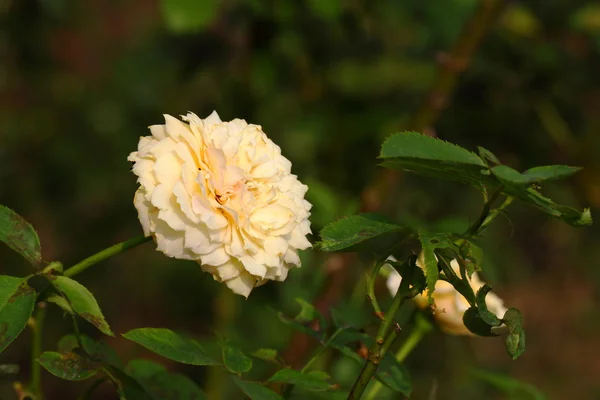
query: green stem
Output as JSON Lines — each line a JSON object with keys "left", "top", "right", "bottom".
{"left": 366, "top": 259, "right": 386, "bottom": 318}
{"left": 364, "top": 315, "right": 432, "bottom": 400}
{"left": 63, "top": 235, "right": 151, "bottom": 278}
{"left": 78, "top": 377, "right": 107, "bottom": 400}
{"left": 348, "top": 275, "right": 410, "bottom": 400}
{"left": 465, "top": 188, "right": 503, "bottom": 237}
{"left": 301, "top": 328, "right": 344, "bottom": 373}
{"left": 30, "top": 302, "right": 47, "bottom": 400}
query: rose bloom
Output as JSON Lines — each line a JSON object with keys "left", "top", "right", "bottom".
{"left": 386, "top": 254, "right": 507, "bottom": 335}
{"left": 128, "top": 111, "right": 312, "bottom": 297}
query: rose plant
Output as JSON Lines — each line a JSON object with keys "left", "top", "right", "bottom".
{"left": 0, "top": 113, "right": 591, "bottom": 400}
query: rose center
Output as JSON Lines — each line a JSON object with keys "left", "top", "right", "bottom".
{"left": 215, "top": 181, "right": 245, "bottom": 205}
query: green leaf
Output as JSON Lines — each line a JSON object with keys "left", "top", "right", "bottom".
{"left": 222, "top": 344, "right": 253, "bottom": 374}
{"left": 502, "top": 308, "right": 526, "bottom": 359}
{"left": 0, "top": 276, "right": 28, "bottom": 312}
{"left": 462, "top": 307, "right": 497, "bottom": 337}
{"left": 0, "top": 205, "right": 42, "bottom": 267}
{"left": 475, "top": 285, "right": 502, "bottom": 327}
{"left": 477, "top": 146, "right": 500, "bottom": 165}
{"left": 491, "top": 165, "right": 592, "bottom": 227}
{"left": 503, "top": 308, "right": 523, "bottom": 333}
{"left": 250, "top": 348, "right": 280, "bottom": 364}
{"left": 267, "top": 368, "right": 332, "bottom": 391}
{"left": 295, "top": 298, "right": 327, "bottom": 329}
{"left": 46, "top": 294, "right": 74, "bottom": 315}
{"left": 521, "top": 165, "right": 581, "bottom": 183}
{"left": 122, "top": 328, "right": 217, "bottom": 366}
{"left": 38, "top": 351, "right": 99, "bottom": 381}
{"left": 105, "top": 366, "right": 154, "bottom": 400}
{"left": 50, "top": 276, "right": 113, "bottom": 336}
{"left": 160, "top": 0, "right": 218, "bottom": 33}
{"left": 457, "top": 239, "right": 483, "bottom": 278}
{"left": 0, "top": 282, "right": 36, "bottom": 353}
{"left": 316, "top": 213, "right": 412, "bottom": 254}
{"left": 232, "top": 376, "right": 283, "bottom": 400}
{"left": 127, "top": 359, "right": 207, "bottom": 400}
{"left": 377, "top": 355, "right": 412, "bottom": 397}
{"left": 57, "top": 334, "right": 122, "bottom": 368}
{"left": 506, "top": 332, "right": 526, "bottom": 360}
{"left": 471, "top": 368, "right": 546, "bottom": 400}
{"left": 417, "top": 231, "right": 455, "bottom": 300}
{"left": 380, "top": 132, "right": 488, "bottom": 187}
{"left": 276, "top": 298, "right": 327, "bottom": 342}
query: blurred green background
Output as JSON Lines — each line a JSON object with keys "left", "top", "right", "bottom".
{"left": 2, "top": 0, "right": 600, "bottom": 399}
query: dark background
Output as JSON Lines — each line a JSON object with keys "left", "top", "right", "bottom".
{"left": 1, "top": 0, "right": 600, "bottom": 399}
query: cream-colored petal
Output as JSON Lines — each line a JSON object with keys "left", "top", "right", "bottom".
{"left": 224, "top": 273, "right": 255, "bottom": 298}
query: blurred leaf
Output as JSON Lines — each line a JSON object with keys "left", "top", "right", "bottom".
{"left": 521, "top": 165, "right": 582, "bottom": 183}
{"left": 0, "top": 364, "right": 19, "bottom": 374}
{"left": 127, "top": 359, "right": 207, "bottom": 400}
{"left": 276, "top": 298, "right": 327, "bottom": 342}
{"left": 0, "top": 282, "right": 35, "bottom": 353}
{"left": 304, "top": 178, "right": 358, "bottom": 228}
{"left": 38, "top": 351, "right": 99, "bottom": 381}
{"left": 0, "top": 205, "right": 42, "bottom": 267}
{"left": 160, "top": 0, "right": 218, "bottom": 33}
{"left": 122, "top": 328, "right": 218, "bottom": 366}
{"left": 250, "top": 348, "right": 280, "bottom": 364}
{"left": 380, "top": 132, "right": 488, "bottom": 187}
{"left": 0, "top": 276, "right": 28, "bottom": 312}
{"left": 222, "top": 344, "right": 253, "bottom": 374}
{"left": 267, "top": 368, "right": 332, "bottom": 391}
{"left": 50, "top": 276, "right": 113, "bottom": 336}
{"left": 475, "top": 285, "right": 502, "bottom": 327}
{"left": 471, "top": 368, "right": 546, "bottom": 400}
{"left": 306, "top": 0, "right": 341, "bottom": 20}
{"left": 572, "top": 4, "right": 600, "bottom": 33}
{"left": 105, "top": 366, "right": 154, "bottom": 400}
{"left": 329, "top": 331, "right": 411, "bottom": 395}
{"left": 295, "top": 298, "right": 327, "bottom": 329}
{"left": 232, "top": 376, "right": 283, "bottom": 400}
{"left": 376, "top": 355, "right": 412, "bottom": 397}
{"left": 501, "top": 4, "right": 541, "bottom": 38}
{"left": 316, "top": 213, "right": 411, "bottom": 253}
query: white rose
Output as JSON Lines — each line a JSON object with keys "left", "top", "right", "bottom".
{"left": 386, "top": 254, "right": 507, "bottom": 335}
{"left": 128, "top": 111, "right": 312, "bottom": 297}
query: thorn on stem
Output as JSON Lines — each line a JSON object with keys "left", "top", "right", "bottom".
{"left": 375, "top": 311, "right": 385, "bottom": 321}
{"left": 394, "top": 323, "right": 402, "bottom": 333}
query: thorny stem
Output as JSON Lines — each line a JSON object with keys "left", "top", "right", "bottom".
{"left": 63, "top": 235, "right": 151, "bottom": 278}
{"left": 348, "top": 272, "right": 411, "bottom": 400}
{"left": 29, "top": 302, "right": 47, "bottom": 400}
{"left": 365, "top": 315, "right": 433, "bottom": 400}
